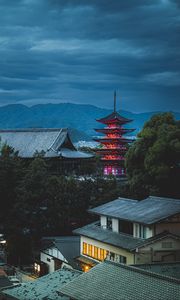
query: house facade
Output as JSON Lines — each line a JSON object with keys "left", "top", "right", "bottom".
{"left": 74, "top": 196, "right": 180, "bottom": 271}
{"left": 35, "top": 236, "right": 80, "bottom": 275}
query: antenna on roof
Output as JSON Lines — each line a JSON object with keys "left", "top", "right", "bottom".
{"left": 114, "top": 91, "right": 116, "bottom": 113}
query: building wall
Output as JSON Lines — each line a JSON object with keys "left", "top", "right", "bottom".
{"left": 135, "top": 237, "right": 180, "bottom": 264}
{"left": 40, "top": 252, "right": 55, "bottom": 273}
{"left": 156, "top": 222, "right": 180, "bottom": 235}
{"left": 40, "top": 247, "right": 71, "bottom": 273}
{"left": 80, "top": 236, "right": 134, "bottom": 265}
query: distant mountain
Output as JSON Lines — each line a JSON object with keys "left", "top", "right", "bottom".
{"left": 0, "top": 103, "right": 179, "bottom": 141}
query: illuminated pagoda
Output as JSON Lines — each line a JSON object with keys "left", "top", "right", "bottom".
{"left": 94, "top": 92, "right": 135, "bottom": 176}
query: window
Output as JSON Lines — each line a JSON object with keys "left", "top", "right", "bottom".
{"left": 47, "top": 258, "right": 51, "bottom": 262}
{"left": 119, "top": 220, "right": 133, "bottom": 235}
{"left": 83, "top": 242, "right": 87, "bottom": 255}
{"left": 162, "top": 242, "right": 172, "bottom": 248}
{"left": 83, "top": 243, "right": 107, "bottom": 261}
{"left": 88, "top": 244, "right": 92, "bottom": 257}
{"left": 134, "top": 223, "right": 139, "bottom": 237}
{"left": 100, "top": 248, "right": 107, "bottom": 261}
{"left": 119, "top": 255, "right": 126, "bottom": 264}
{"left": 94, "top": 246, "right": 98, "bottom": 259}
{"left": 107, "top": 217, "right": 112, "bottom": 230}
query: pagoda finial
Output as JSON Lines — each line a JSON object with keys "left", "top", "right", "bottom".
{"left": 114, "top": 91, "right": 116, "bottom": 113}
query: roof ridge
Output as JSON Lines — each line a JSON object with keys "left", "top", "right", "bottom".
{"left": 0, "top": 128, "right": 67, "bottom": 132}
{"left": 104, "top": 260, "right": 180, "bottom": 284}
{"left": 148, "top": 195, "right": 180, "bottom": 202}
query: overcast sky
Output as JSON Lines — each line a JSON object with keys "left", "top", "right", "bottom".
{"left": 0, "top": 0, "right": 179, "bottom": 112}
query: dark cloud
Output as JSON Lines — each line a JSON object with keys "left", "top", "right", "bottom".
{"left": 0, "top": 0, "right": 179, "bottom": 112}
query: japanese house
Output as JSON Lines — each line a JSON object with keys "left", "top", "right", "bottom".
{"left": 74, "top": 196, "right": 180, "bottom": 271}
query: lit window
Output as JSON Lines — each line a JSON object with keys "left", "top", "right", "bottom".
{"left": 88, "top": 244, "right": 93, "bottom": 257}
{"left": 94, "top": 246, "right": 98, "bottom": 259}
{"left": 100, "top": 248, "right": 107, "bottom": 261}
{"left": 83, "top": 242, "right": 88, "bottom": 255}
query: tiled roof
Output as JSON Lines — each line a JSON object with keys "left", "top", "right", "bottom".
{"left": 59, "top": 260, "right": 180, "bottom": 300}
{"left": 73, "top": 222, "right": 144, "bottom": 250}
{"left": 0, "top": 276, "right": 12, "bottom": 290}
{"left": 134, "top": 262, "right": 180, "bottom": 280}
{"left": 0, "top": 128, "right": 93, "bottom": 158}
{"left": 89, "top": 196, "right": 180, "bottom": 225}
{"left": 74, "top": 223, "right": 180, "bottom": 251}
{"left": 97, "top": 112, "right": 132, "bottom": 124}
{"left": 42, "top": 236, "right": 80, "bottom": 268}
{"left": 2, "top": 267, "right": 81, "bottom": 300}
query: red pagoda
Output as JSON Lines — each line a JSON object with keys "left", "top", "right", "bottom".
{"left": 94, "top": 92, "right": 135, "bottom": 176}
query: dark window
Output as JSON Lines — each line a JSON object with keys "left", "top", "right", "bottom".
{"left": 119, "top": 255, "right": 127, "bottom": 264}
{"left": 107, "top": 217, "right": 112, "bottom": 230}
{"left": 119, "top": 220, "right": 133, "bottom": 235}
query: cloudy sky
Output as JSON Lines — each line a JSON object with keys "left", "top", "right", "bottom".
{"left": 0, "top": 0, "right": 179, "bottom": 112}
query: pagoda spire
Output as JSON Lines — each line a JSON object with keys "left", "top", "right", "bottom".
{"left": 114, "top": 91, "right": 116, "bottom": 113}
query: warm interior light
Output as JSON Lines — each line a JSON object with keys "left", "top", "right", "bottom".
{"left": 34, "top": 263, "right": 40, "bottom": 273}
{"left": 84, "top": 265, "right": 90, "bottom": 272}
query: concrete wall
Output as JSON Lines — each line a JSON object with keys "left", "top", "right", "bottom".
{"left": 80, "top": 236, "right": 134, "bottom": 265}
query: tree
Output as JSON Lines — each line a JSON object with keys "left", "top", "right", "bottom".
{"left": 15, "top": 156, "right": 49, "bottom": 236}
{"left": 0, "top": 143, "right": 23, "bottom": 224}
{"left": 126, "top": 113, "right": 180, "bottom": 199}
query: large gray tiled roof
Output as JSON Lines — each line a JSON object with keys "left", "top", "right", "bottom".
{"left": 59, "top": 260, "right": 180, "bottom": 300}
{"left": 2, "top": 267, "right": 81, "bottom": 300}
{"left": 89, "top": 196, "right": 180, "bottom": 225}
{"left": 0, "top": 128, "right": 92, "bottom": 158}
{"left": 74, "top": 222, "right": 144, "bottom": 250}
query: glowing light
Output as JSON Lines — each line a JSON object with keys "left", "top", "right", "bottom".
{"left": 102, "top": 155, "right": 125, "bottom": 160}
{"left": 34, "top": 263, "right": 40, "bottom": 273}
{"left": 84, "top": 265, "right": 90, "bottom": 272}
{"left": 0, "top": 240, "right": 6, "bottom": 244}
{"left": 106, "top": 134, "right": 121, "bottom": 138}
{"left": 104, "top": 166, "right": 125, "bottom": 176}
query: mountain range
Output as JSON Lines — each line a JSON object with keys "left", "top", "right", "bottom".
{"left": 0, "top": 103, "right": 179, "bottom": 141}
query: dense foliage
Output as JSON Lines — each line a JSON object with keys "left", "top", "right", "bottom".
{"left": 0, "top": 146, "right": 121, "bottom": 264}
{"left": 126, "top": 113, "right": 180, "bottom": 199}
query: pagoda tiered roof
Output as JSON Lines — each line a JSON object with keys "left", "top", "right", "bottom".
{"left": 96, "top": 111, "right": 133, "bottom": 125}
{"left": 95, "top": 128, "right": 135, "bottom": 135}
{"left": 96, "top": 149, "right": 127, "bottom": 155}
{"left": 94, "top": 137, "right": 134, "bottom": 144}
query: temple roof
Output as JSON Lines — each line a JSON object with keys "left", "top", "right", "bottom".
{"left": 0, "top": 128, "right": 93, "bottom": 159}
{"left": 96, "top": 111, "right": 133, "bottom": 124}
